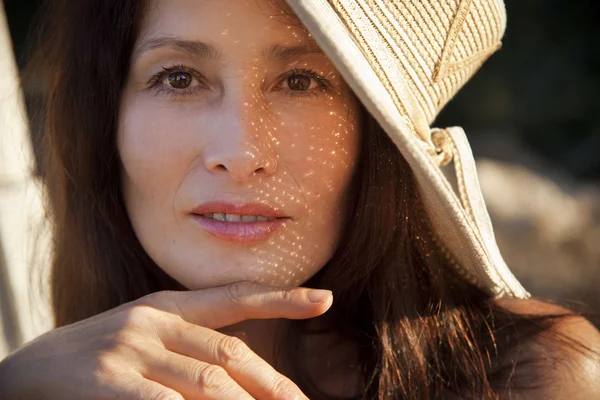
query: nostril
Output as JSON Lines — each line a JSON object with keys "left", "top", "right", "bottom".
{"left": 215, "top": 164, "right": 227, "bottom": 171}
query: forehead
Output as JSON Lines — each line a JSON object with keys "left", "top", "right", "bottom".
{"left": 138, "top": 0, "right": 313, "bottom": 50}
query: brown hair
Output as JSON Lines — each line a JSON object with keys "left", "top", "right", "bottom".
{"left": 25, "top": 0, "right": 586, "bottom": 398}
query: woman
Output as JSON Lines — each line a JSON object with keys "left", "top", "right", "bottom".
{"left": 1, "top": 0, "right": 598, "bottom": 398}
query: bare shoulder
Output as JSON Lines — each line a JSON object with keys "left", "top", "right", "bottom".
{"left": 495, "top": 297, "right": 600, "bottom": 399}
{"left": 495, "top": 297, "right": 600, "bottom": 344}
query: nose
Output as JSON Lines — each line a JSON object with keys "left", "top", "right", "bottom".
{"left": 203, "top": 100, "right": 278, "bottom": 182}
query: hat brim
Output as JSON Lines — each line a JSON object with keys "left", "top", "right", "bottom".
{"left": 286, "top": 0, "right": 528, "bottom": 298}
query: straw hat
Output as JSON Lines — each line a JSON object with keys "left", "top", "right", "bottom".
{"left": 286, "top": 0, "right": 529, "bottom": 298}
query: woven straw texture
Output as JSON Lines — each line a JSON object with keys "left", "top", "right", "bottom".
{"left": 329, "top": 0, "right": 506, "bottom": 125}
{"left": 287, "top": 0, "right": 527, "bottom": 297}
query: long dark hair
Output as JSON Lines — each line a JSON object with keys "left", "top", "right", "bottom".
{"left": 25, "top": 0, "right": 587, "bottom": 398}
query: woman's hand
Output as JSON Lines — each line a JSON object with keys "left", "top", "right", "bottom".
{"left": 0, "top": 282, "right": 332, "bottom": 399}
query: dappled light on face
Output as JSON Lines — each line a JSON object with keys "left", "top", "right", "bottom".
{"left": 118, "top": 0, "right": 361, "bottom": 290}
{"left": 206, "top": 84, "right": 360, "bottom": 288}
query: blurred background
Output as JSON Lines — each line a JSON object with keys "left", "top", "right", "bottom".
{"left": 1, "top": 0, "right": 599, "bottom": 357}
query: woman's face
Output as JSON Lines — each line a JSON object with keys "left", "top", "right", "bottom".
{"left": 118, "top": 0, "right": 361, "bottom": 289}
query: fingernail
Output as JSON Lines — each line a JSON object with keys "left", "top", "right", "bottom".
{"left": 306, "top": 289, "right": 331, "bottom": 304}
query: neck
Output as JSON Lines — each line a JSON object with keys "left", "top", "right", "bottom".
{"left": 219, "top": 316, "right": 363, "bottom": 397}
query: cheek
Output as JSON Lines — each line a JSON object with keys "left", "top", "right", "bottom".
{"left": 118, "top": 100, "right": 196, "bottom": 204}
{"left": 278, "top": 98, "right": 361, "bottom": 206}
{"left": 117, "top": 98, "right": 204, "bottom": 260}
{"left": 272, "top": 97, "right": 361, "bottom": 268}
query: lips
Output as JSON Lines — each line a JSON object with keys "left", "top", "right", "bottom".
{"left": 190, "top": 201, "right": 290, "bottom": 242}
{"left": 201, "top": 213, "right": 277, "bottom": 222}
{"left": 191, "top": 201, "right": 288, "bottom": 218}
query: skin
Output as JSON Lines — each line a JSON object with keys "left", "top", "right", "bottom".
{"left": 119, "top": 0, "right": 361, "bottom": 292}
{"left": 117, "top": 0, "right": 362, "bottom": 392}
{"left": 0, "top": 284, "right": 336, "bottom": 399}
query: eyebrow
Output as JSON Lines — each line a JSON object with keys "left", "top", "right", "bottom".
{"left": 260, "top": 43, "right": 325, "bottom": 62}
{"left": 132, "top": 36, "right": 325, "bottom": 63}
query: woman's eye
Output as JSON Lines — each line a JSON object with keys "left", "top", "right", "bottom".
{"left": 278, "top": 68, "right": 331, "bottom": 98}
{"left": 287, "top": 74, "right": 312, "bottom": 91}
{"left": 147, "top": 64, "right": 204, "bottom": 99}
{"left": 166, "top": 71, "right": 194, "bottom": 89}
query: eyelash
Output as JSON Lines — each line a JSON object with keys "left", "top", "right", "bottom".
{"left": 146, "top": 64, "right": 332, "bottom": 100}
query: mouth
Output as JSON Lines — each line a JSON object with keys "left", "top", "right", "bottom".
{"left": 198, "top": 213, "right": 279, "bottom": 222}
{"left": 190, "top": 202, "right": 290, "bottom": 242}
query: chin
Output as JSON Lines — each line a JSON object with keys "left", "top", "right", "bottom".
{"left": 167, "top": 265, "right": 322, "bottom": 291}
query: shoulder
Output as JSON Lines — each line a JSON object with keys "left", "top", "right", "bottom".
{"left": 494, "top": 297, "right": 600, "bottom": 399}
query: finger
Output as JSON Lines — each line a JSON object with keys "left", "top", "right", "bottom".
{"left": 142, "top": 282, "right": 333, "bottom": 329}
{"left": 137, "top": 342, "right": 255, "bottom": 400}
{"left": 159, "top": 322, "right": 307, "bottom": 400}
